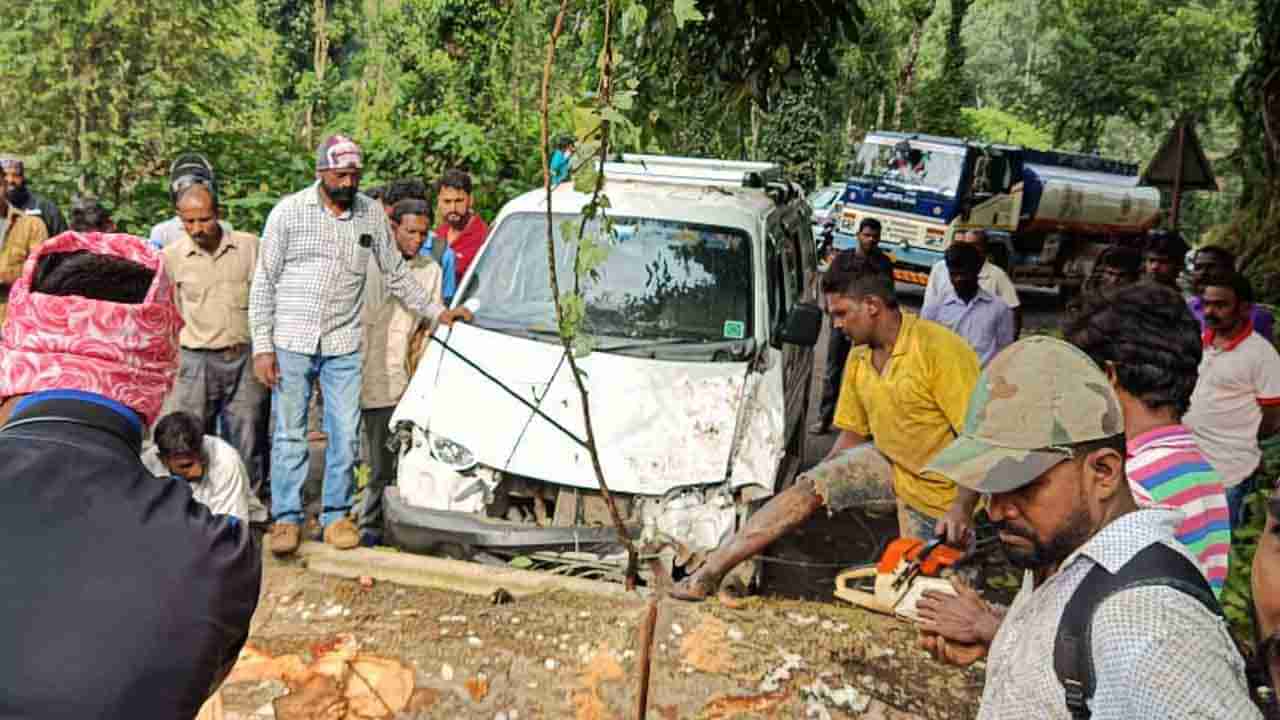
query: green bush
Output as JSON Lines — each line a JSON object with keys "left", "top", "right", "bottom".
{"left": 1223, "top": 438, "right": 1280, "bottom": 649}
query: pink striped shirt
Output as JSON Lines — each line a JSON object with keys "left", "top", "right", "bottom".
{"left": 1125, "top": 425, "right": 1231, "bottom": 596}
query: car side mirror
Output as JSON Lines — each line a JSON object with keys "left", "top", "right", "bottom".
{"left": 775, "top": 303, "right": 823, "bottom": 348}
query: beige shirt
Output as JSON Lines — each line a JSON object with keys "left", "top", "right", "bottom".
{"left": 361, "top": 254, "right": 444, "bottom": 409}
{"left": 0, "top": 205, "right": 49, "bottom": 324}
{"left": 163, "top": 230, "right": 258, "bottom": 349}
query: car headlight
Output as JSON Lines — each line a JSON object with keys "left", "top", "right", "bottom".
{"left": 427, "top": 432, "right": 477, "bottom": 472}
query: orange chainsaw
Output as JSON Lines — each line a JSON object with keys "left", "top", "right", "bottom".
{"left": 834, "top": 536, "right": 966, "bottom": 621}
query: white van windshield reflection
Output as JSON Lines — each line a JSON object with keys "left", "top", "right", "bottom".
{"left": 460, "top": 213, "right": 754, "bottom": 353}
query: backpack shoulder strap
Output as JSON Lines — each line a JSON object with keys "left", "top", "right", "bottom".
{"left": 1053, "top": 542, "right": 1220, "bottom": 720}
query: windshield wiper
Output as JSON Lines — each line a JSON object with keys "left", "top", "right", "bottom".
{"left": 597, "top": 337, "right": 755, "bottom": 359}
{"left": 477, "top": 324, "right": 563, "bottom": 343}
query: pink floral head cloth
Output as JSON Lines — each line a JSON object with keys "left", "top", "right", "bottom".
{"left": 0, "top": 231, "right": 183, "bottom": 425}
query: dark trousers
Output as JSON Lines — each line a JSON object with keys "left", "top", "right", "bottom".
{"left": 819, "top": 329, "right": 852, "bottom": 426}
{"left": 165, "top": 346, "right": 270, "bottom": 501}
{"left": 359, "top": 406, "right": 397, "bottom": 535}
{"left": 1225, "top": 473, "right": 1259, "bottom": 530}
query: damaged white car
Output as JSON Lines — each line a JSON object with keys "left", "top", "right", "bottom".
{"left": 385, "top": 155, "right": 821, "bottom": 581}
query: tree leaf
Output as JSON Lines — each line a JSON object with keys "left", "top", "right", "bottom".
{"left": 673, "top": 0, "right": 705, "bottom": 27}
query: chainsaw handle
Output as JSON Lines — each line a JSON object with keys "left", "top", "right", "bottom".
{"left": 836, "top": 566, "right": 877, "bottom": 587}
{"left": 833, "top": 565, "right": 892, "bottom": 614}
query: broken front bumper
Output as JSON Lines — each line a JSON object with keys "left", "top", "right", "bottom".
{"left": 384, "top": 487, "right": 633, "bottom": 555}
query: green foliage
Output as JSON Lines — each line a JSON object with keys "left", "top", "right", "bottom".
{"left": 913, "top": 0, "right": 975, "bottom": 137}
{"left": 672, "top": 0, "right": 704, "bottom": 26}
{"left": 1222, "top": 440, "right": 1280, "bottom": 646}
{"left": 757, "top": 75, "right": 830, "bottom": 189}
{"left": 0, "top": 0, "right": 259, "bottom": 223}
{"left": 1212, "top": 0, "right": 1280, "bottom": 305}
{"left": 1027, "top": 0, "right": 1247, "bottom": 150}
{"left": 0, "top": 0, "right": 1267, "bottom": 283}
{"left": 962, "top": 107, "right": 1053, "bottom": 148}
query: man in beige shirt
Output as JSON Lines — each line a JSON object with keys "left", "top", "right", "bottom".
{"left": 358, "top": 198, "right": 444, "bottom": 545}
{"left": 0, "top": 171, "right": 49, "bottom": 325}
{"left": 162, "top": 183, "right": 269, "bottom": 503}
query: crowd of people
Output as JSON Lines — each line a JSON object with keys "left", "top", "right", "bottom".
{"left": 1, "top": 135, "right": 1279, "bottom": 717}
{"left": 679, "top": 222, "right": 1280, "bottom": 716}
{"left": 0, "top": 136, "right": 484, "bottom": 716}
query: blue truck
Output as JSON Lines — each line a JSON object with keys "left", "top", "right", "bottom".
{"left": 830, "top": 131, "right": 1162, "bottom": 295}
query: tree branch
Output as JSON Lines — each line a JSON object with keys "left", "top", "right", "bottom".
{"left": 539, "top": 0, "right": 638, "bottom": 571}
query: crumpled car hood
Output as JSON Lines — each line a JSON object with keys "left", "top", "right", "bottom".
{"left": 391, "top": 323, "right": 786, "bottom": 496}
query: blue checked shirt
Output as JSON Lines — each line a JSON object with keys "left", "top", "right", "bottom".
{"left": 978, "top": 508, "right": 1259, "bottom": 720}
{"left": 250, "top": 183, "right": 445, "bottom": 356}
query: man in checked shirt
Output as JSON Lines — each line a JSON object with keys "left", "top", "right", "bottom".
{"left": 250, "top": 135, "right": 472, "bottom": 555}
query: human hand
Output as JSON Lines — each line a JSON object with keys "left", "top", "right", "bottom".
{"left": 253, "top": 352, "right": 279, "bottom": 389}
{"left": 935, "top": 503, "right": 975, "bottom": 547}
{"left": 438, "top": 307, "right": 474, "bottom": 326}
{"left": 918, "top": 629, "right": 988, "bottom": 667}
{"left": 916, "top": 577, "right": 1001, "bottom": 645}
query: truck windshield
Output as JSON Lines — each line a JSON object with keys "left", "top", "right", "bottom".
{"left": 459, "top": 212, "right": 754, "bottom": 344}
{"left": 853, "top": 141, "right": 966, "bottom": 197}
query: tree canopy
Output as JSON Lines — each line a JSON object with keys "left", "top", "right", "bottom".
{"left": 0, "top": 0, "right": 1271, "bottom": 299}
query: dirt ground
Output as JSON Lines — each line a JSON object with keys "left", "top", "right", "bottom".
{"left": 219, "top": 553, "right": 985, "bottom": 719}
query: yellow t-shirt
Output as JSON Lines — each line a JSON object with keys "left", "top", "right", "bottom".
{"left": 833, "top": 313, "right": 980, "bottom": 518}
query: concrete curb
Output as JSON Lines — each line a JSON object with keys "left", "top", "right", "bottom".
{"left": 296, "top": 542, "right": 629, "bottom": 599}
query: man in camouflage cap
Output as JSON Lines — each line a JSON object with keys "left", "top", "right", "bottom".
{"left": 915, "top": 336, "right": 1256, "bottom": 719}
{"left": 923, "top": 335, "right": 1127, "bottom": 495}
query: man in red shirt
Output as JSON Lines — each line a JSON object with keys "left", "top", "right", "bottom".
{"left": 435, "top": 168, "right": 488, "bottom": 285}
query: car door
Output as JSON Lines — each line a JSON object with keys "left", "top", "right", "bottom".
{"left": 767, "top": 206, "right": 816, "bottom": 456}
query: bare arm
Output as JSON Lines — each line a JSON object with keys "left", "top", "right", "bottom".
{"left": 825, "top": 429, "right": 870, "bottom": 461}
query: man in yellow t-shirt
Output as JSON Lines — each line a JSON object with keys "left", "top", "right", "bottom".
{"left": 671, "top": 251, "right": 981, "bottom": 601}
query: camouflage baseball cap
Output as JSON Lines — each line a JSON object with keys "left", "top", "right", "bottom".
{"left": 924, "top": 335, "right": 1124, "bottom": 494}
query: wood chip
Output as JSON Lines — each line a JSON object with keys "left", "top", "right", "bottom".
{"left": 465, "top": 676, "right": 490, "bottom": 702}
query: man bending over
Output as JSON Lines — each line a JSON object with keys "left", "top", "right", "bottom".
{"left": 672, "top": 251, "right": 981, "bottom": 600}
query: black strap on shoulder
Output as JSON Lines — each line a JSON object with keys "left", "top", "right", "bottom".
{"left": 1053, "top": 542, "right": 1221, "bottom": 719}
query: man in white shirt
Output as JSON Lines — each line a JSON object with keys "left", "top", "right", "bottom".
{"left": 1184, "top": 269, "right": 1280, "bottom": 527}
{"left": 922, "top": 229, "right": 1021, "bottom": 337}
{"left": 144, "top": 411, "right": 268, "bottom": 523}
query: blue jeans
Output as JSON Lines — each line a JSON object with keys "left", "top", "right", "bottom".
{"left": 1225, "top": 474, "right": 1258, "bottom": 530}
{"left": 270, "top": 349, "right": 363, "bottom": 528}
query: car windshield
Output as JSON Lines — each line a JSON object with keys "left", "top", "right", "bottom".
{"left": 852, "top": 140, "right": 966, "bottom": 197}
{"left": 460, "top": 212, "right": 754, "bottom": 348}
